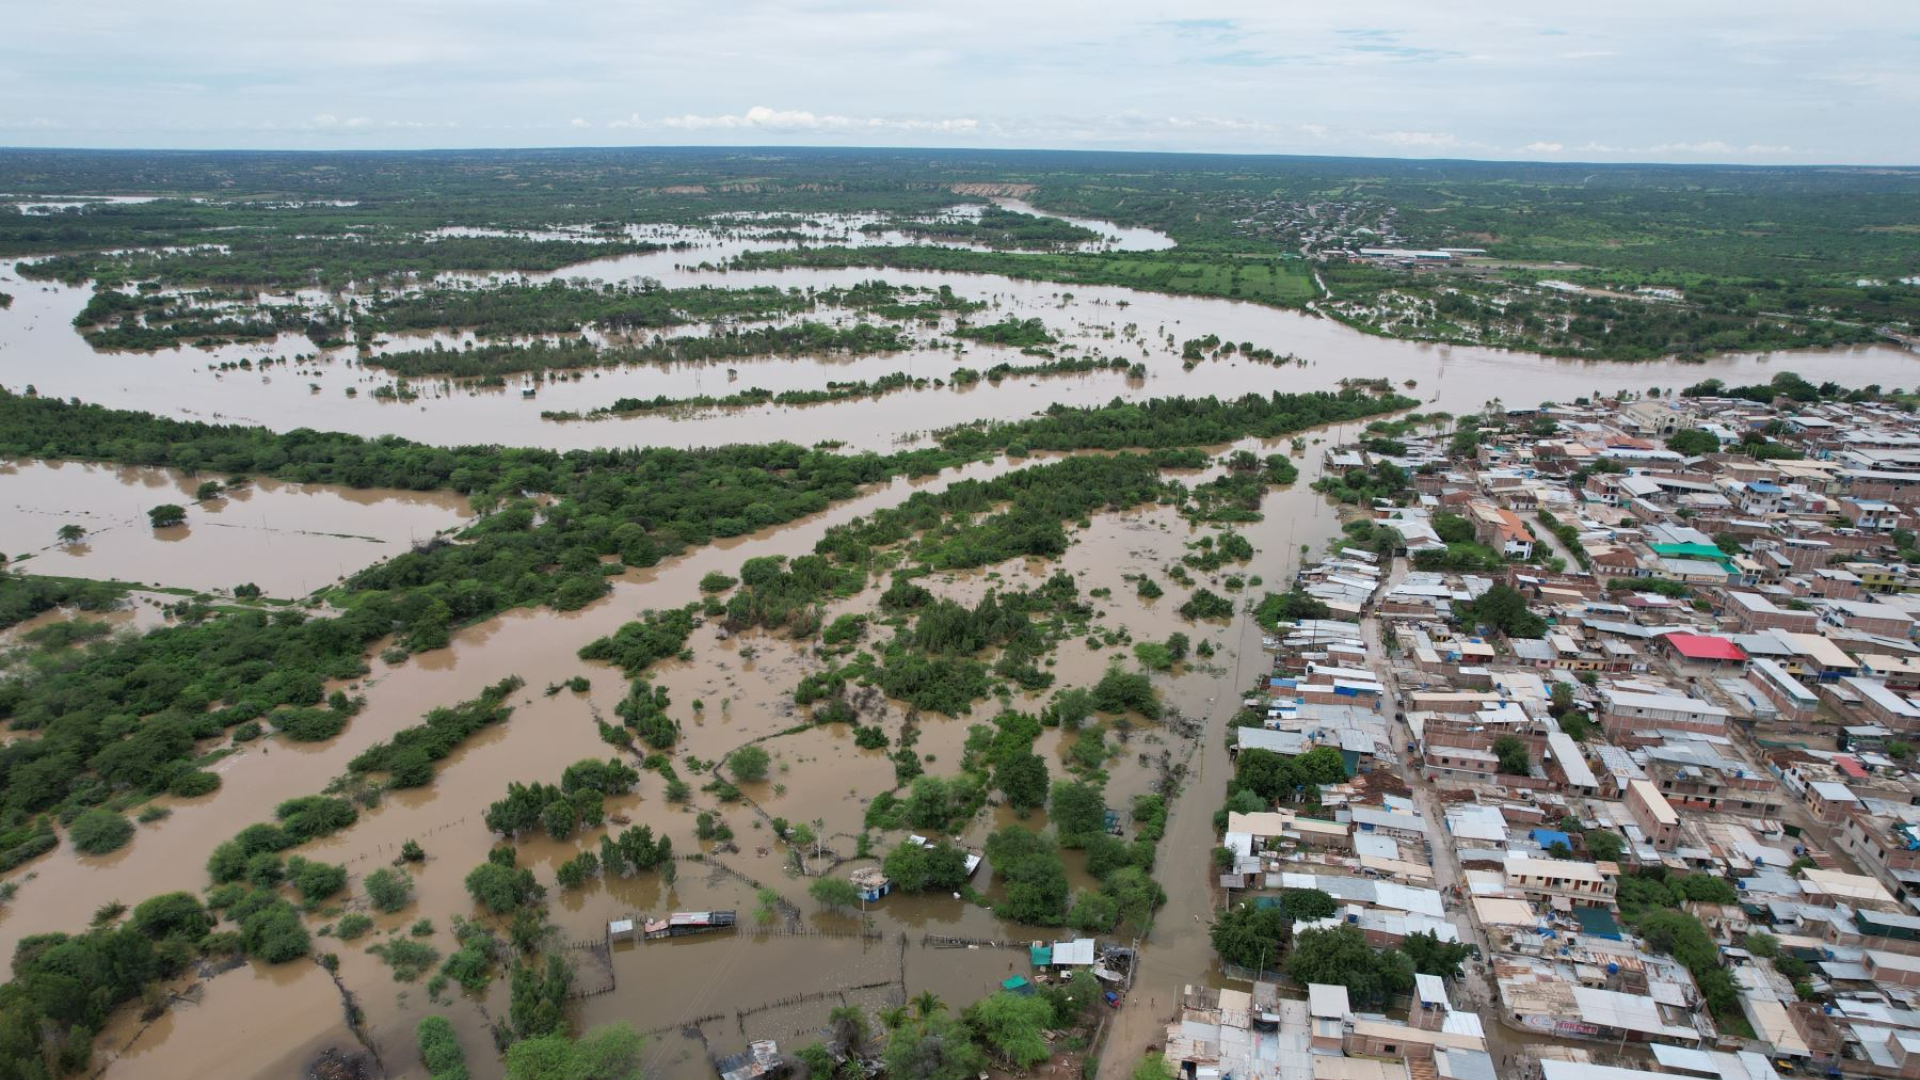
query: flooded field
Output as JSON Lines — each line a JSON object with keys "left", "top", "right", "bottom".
{"left": 0, "top": 458, "right": 474, "bottom": 596}
{"left": 4, "top": 249, "right": 1913, "bottom": 453}
{"left": 3, "top": 202, "right": 1917, "bottom": 1080}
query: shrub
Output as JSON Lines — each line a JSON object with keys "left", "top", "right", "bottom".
{"left": 69, "top": 809, "right": 134, "bottom": 855}
{"left": 729, "top": 745, "right": 771, "bottom": 781}
{"left": 366, "top": 868, "right": 415, "bottom": 912}
{"left": 418, "top": 1016, "right": 470, "bottom": 1080}
{"left": 163, "top": 769, "right": 219, "bottom": 797}
{"left": 335, "top": 913, "right": 374, "bottom": 940}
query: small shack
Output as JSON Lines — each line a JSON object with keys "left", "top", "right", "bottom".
{"left": 1000, "top": 976, "right": 1034, "bottom": 996}
{"left": 717, "top": 1040, "right": 786, "bottom": 1080}
{"left": 851, "top": 867, "right": 891, "bottom": 903}
{"left": 607, "top": 917, "right": 637, "bottom": 944}
{"left": 1048, "top": 938, "right": 1097, "bottom": 972}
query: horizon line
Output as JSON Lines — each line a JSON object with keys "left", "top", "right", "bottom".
{"left": 1, "top": 143, "right": 1916, "bottom": 173}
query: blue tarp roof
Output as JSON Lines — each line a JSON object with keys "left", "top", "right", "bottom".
{"left": 1531, "top": 829, "right": 1572, "bottom": 849}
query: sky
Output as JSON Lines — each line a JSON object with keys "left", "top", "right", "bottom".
{"left": 3, "top": 1, "right": 1917, "bottom": 165}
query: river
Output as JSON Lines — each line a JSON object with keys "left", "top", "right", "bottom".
{"left": 0, "top": 207, "right": 1915, "bottom": 1080}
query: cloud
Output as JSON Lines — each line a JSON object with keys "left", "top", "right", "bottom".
{"left": 569, "top": 118, "right": 590, "bottom": 128}
{"left": 615, "top": 106, "right": 978, "bottom": 135}
{"left": 1373, "top": 130, "right": 1461, "bottom": 148}
{"left": 1523, "top": 141, "right": 1565, "bottom": 152}
{"left": 1650, "top": 140, "right": 1791, "bottom": 155}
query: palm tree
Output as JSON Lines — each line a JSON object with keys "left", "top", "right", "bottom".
{"left": 910, "top": 990, "right": 944, "bottom": 1018}
{"left": 877, "top": 1006, "right": 909, "bottom": 1032}
{"left": 827, "top": 1005, "right": 869, "bottom": 1052}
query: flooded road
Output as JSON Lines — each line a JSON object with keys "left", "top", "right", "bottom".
{"left": 0, "top": 458, "right": 473, "bottom": 596}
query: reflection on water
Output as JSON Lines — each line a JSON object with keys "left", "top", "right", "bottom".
{"left": 0, "top": 458, "right": 473, "bottom": 595}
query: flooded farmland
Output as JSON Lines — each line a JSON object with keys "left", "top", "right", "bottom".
{"left": 3, "top": 200, "right": 1917, "bottom": 1080}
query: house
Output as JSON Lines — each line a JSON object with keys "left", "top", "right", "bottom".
{"left": 850, "top": 867, "right": 891, "bottom": 903}
{"left": 1625, "top": 779, "right": 1680, "bottom": 851}
{"left": 1748, "top": 658, "right": 1819, "bottom": 723}
{"left": 1597, "top": 688, "right": 1729, "bottom": 744}
{"left": 1503, "top": 853, "right": 1619, "bottom": 906}
{"left": 1468, "top": 502, "right": 1535, "bottom": 558}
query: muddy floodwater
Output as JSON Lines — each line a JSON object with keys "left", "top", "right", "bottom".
{"left": 3, "top": 206, "right": 1918, "bottom": 1080}
{"left": 0, "top": 458, "right": 474, "bottom": 596}
{"left": 3, "top": 251, "right": 1915, "bottom": 453}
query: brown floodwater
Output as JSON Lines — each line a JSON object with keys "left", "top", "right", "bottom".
{"left": 3, "top": 247, "right": 1914, "bottom": 453}
{"left": 0, "top": 458, "right": 473, "bottom": 596}
{"left": 4, "top": 211, "right": 1911, "bottom": 1080}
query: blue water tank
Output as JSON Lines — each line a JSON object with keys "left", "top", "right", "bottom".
{"left": 1607, "top": 962, "right": 1619, "bottom": 974}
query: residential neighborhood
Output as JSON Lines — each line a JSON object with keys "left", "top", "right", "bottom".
{"left": 1186, "top": 381, "right": 1920, "bottom": 1080}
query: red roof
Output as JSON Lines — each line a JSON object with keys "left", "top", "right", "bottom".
{"left": 1662, "top": 632, "right": 1748, "bottom": 662}
{"left": 1836, "top": 756, "right": 1869, "bottom": 779}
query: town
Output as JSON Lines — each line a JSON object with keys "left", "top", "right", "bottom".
{"left": 1176, "top": 377, "right": 1920, "bottom": 1080}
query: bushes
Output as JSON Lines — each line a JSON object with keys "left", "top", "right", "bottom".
{"left": 168, "top": 769, "right": 221, "bottom": 797}
{"left": 418, "top": 1016, "right": 470, "bottom": 1080}
{"left": 68, "top": 808, "right": 134, "bottom": 855}
{"left": 466, "top": 856, "right": 543, "bottom": 914}
{"left": 288, "top": 857, "right": 348, "bottom": 904}
{"left": 366, "top": 868, "right": 415, "bottom": 912}
{"left": 239, "top": 895, "right": 311, "bottom": 963}
{"left": 484, "top": 757, "right": 637, "bottom": 839}
{"left": 1178, "top": 588, "right": 1233, "bottom": 621}
{"left": 577, "top": 606, "right": 697, "bottom": 675}
{"left": 348, "top": 676, "right": 524, "bottom": 785}
{"left": 728, "top": 745, "right": 771, "bottom": 782}
{"left": 1092, "top": 667, "right": 1161, "bottom": 719}
{"left": 335, "top": 913, "right": 374, "bottom": 940}
{"left": 370, "top": 937, "right": 442, "bottom": 982}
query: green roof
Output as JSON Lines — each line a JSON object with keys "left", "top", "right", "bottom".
{"left": 1651, "top": 543, "right": 1734, "bottom": 566}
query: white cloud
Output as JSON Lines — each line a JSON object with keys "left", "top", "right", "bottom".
{"left": 635, "top": 105, "right": 978, "bottom": 135}
{"left": 1651, "top": 140, "right": 1791, "bottom": 155}
{"left": 1523, "top": 141, "right": 1565, "bottom": 152}
{"left": 569, "top": 118, "right": 590, "bottom": 128}
{"left": 1373, "top": 131, "right": 1461, "bottom": 148}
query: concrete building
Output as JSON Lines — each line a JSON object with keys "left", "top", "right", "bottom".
{"left": 1625, "top": 779, "right": 1680, "bottom": 851}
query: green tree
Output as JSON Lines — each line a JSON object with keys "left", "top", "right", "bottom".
{"left": 1492, "top": 735, "right": 1531, "bottom": 776}
{"left": 884, "top": 1013, "right": 986, "bottom": 1080}
{"left": 729, "top": 745, "right": 772, "bottom": 781}
{"left": 1210, "top": 903, "right": 1290, "bottom": 970}
{"left": 1584, "top": 829, "right": 1626, "bottom": 862}
{"left": 69, "top": 809, "right": 134, "bottom": 855}
{"left": 1286, "top": 924, "right": 1412, "bottom": 1006}
{"left": 504, "top": 1022, "right": 644, "bottom": 1080}
{"left": 996, "top": 750, "right": 1051, "bottom": 811}
{"left": 1401, "top": 931, "right": 1472, "bottom": 978}
{"left": 1280, "top": 888, "right": 1336, "bottom": 921}
{"left": 810, "top": 876, "right": 861, "bottom": 911}
{"left": 147, "top": 503, "right": 187, "bottom": 527}
{"left": 967, "top": 992, "right": 1054, "bottom": 1067}
{"left": 417, "top": 1016, "right": 470, "bottom": 1080}
{"left": 1666, "top": 428, "right": 1720, "bottom": 456}
{"left": 1460, "top": 584, "right": 1546, "bottom": 638}
{"left": 1050, "top": 780, "right": 1107, "bottom": 840}
{"left": 366, "top": 868, "right": 414, "bottom": 912}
